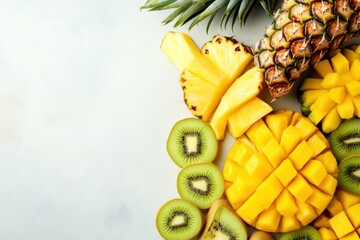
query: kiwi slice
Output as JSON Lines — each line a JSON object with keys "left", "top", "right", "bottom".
{"left": 177, "top": 162, "right": 224, "bottom": 209}
{"left": 156, "top": 198, "right": 203, "bottom": 240}
{"left": 199, "top": 199, "right": 248, "bottom": 240}
{"left": 279, "top": 225, "right": 321, "bottom": 240}
{"left": 329, "top": 118, "right": 360, "bottom": 162}
{"left": 166, "top": 118, "right": 218, "bottom": 168}
{"left": 338, "top": 156, "right": 360, "bottom": 195}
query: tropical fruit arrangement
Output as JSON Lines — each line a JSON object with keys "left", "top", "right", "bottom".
{"left": 141, "top": 0, "right": 360, "bottom": 239}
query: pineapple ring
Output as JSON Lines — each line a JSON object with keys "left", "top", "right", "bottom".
{"left": 223, "top": 109, "right": 338, "bottom": 233}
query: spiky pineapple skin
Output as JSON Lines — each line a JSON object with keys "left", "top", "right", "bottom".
{"left": 254, "top": 0, "right": 360, "bottom": 99}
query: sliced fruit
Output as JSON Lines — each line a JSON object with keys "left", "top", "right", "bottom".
{"left": 279, "top": 225, "right": 321, "bottom": 240}
{"left": 177, "top": 163, "right": 224, "bottom": 209}
{"left": 223, "top": 110, "right": 337, "bottom": 233}
{"left": 209, "top": 67, "right": 264, "bottom": 140}
{"left": 166, "top": 118, "right": 218, "bottom": 168}
{"left": 199, "top": 199, "right": 247, "bottom": 240}
{"left": 161, "top": 32, "right": 254, "bottom": 121}
{"left": 156, "top": 198, "right": 204, "bottom": 240}
{"left": 298, "top": 47, "right": 360, "bottom": 133}
{"left": 313, "top": 189, "right": 360, "bottom": 240}
{"left": 329, "top": 118, "right": 360, "bottom": 162}
{"left": 338, "top": 156, "right": 360, "bottom": 195}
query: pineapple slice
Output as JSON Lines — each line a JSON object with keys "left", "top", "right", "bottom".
{"left": 209, "top": 67, "right": 266, "bottom": 140}
{"left": 223, "top": 110, "right": 337, "bottom": 233}
{"left": 313, "top": 189, "right": 360, "bottom": 239}
{"left": 299, "top": 46, "right": 360, "bottom": 133}
{"left": 161, "top": 32, "right": 254, "bottom": 121}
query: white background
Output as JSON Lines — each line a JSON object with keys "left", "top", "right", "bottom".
{"left": 0, "top": 1, "right": 307, "bottom": 239}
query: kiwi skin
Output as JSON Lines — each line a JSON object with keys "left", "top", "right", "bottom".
{"left": 156, "top": 198, "right": 204, "bottom": 240}
{"left": 329, "top": 118, "right": 360, "bottom": 162}
{"left": 166, "top": 118, "right": 218, "bottom": 168}
{"left": 279, "top": 225, "right": 321, "bottom": 240}
{"left": 338, "top": 156, "right": 360, "bottom": 195}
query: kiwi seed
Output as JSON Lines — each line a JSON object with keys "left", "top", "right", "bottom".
{"left": 279, "top": 225, "right": 322, "bottom": 240}
{"left": 177, "top": 162, "right": 224, "bottom": 209}
{"left": 156, "top": 198, "right": 203, "bottom": 240}
{"left": 166, "top": 118, "right": 218, "bottom": 168}
{"left": 338, "top": 156, "right": 360, "bottom": 195}
{"left": 329, "top": 118, "right": 360, "bottom": 162}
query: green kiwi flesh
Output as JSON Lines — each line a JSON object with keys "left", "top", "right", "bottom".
{"left": 177, "top": 163, "right": 224, "bottom": 209}
{"left": 156, "top": 198, "right": 203, "bottom": 240}
{"left": 279, "top": 225, "right": 321, "bottom": 240}
{"left": 199, "top": 199, "right": 247, "bottom": 240}
{"left": 338, "top": 156, "right": 360, "bottom": 195}
{"left": 167, "top": 118, "right": 218, "bottom": 168}
{"left": 329, "top": 118, "right": 360, "bottom": 162}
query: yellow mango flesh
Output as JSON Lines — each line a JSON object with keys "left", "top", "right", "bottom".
{"left": 313, "top": 189, "right": 360, "bottom": 239}
{"left": 300, "top": 47, "right": 360, "bottom": 133}
{"left": 223, "top": 110, "right": 337, "bottom": 233}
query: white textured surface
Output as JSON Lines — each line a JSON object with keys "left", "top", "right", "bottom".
{"left": 0, "top": 1, "right": 303, "bottom": 239}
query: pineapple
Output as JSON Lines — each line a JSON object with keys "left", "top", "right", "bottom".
{"left": 313, "top": 189, "right": 360, "bottom": 239}
{"left": 299, "top": 46, "right": 360, "bottom": 133}
{"left": 141, "top": 0, "right": 276, "bottom": 30}
{"left": 223, "top": 110, "right": 338, "bottom": 233}
{"left": 254, "top": 0, "right": 360, "bottom": 99}
{"left": 161, "top": 32, "right": 253, "bottom": 121}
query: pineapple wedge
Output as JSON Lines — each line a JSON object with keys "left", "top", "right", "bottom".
{"left": 209, "top": 67, "right": 265, "bottom": 140}
{"left": 161, "top": 32, "right": 254, "bottom": 121}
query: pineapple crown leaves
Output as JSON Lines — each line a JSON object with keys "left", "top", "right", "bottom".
{"left": 141, "top": 0, "right": 279, "bottom": 32}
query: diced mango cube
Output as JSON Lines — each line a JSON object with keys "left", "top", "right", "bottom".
{"left": 295, "top": 200, "right": 318, "bottom": 226}
{"left": 294, "top": 117, "right": 317, "bottom": 140}
{"left": 307, "top": 133, "right": 328, "bottom": 157}
{"left": 262, "top": 138, "right": 287, "bottom": 168}
{"left": 330, "top": 86, "right": 347, "bottom": 103}
{"left": 337, "top": 95, "right": 355, "bottom": 119}
{"left": 222, "top": 160, "right": 241, "bottom": 182}
{"left": 342, "top": 48, "right": 360, "bottom": 65}
{"left": 322, "top": 107, "right": 342, "bottom": 133}
{"left": 315, "top": 150, "right": 338, "bottom": 174}
{"left": 300, "top": 78, "right": 324, "bottom": 91}
{"left": 313, "top": 214, "right": 332, "bottom": 229}
{"left": 340, "top": 231, "right": 360, "bottom": 240}
{"left": 301, "top": 89, "right": 328, "bottom": 107}
{"left": 321, "top": 72, "right": 342, "bottom": 88}
{"left": 274, "top": 159, "right": 297, "bottom": 186}
{"left": 306, "top": 186, "right": 333, "bottom": 212}
{"left": 329, "top": 211, "right": 355, "bottom": 238}
{"left": 288, "top": 174, "right": 313, "bottom": 202}
{"left": 340, "top": 71, "right": 356, "bottom": 85}
{"left": 256, "top": 203, "right": 281, "bottom": 232}
{"left": 346, "top": 80, "right": 360, "bottom": 96}
{"left": 244, "top": 153, "right": 273, "bottom": 181}
{"left": 289, "top": 141, "right": 314, "bottom": 170}
{"left": 311, "top": 92, "right": 337, "bottom": 111}
{"left": 237, "top": 192, "right": 265, "bottom": 225}
{"left": 347, "top": 204, "right": 360, "bottom": 228}
{"left": 280, "top": 125, "right": 303, "bottom": 155}
{"left": 264, "top": 110, "right": 290, "bottom": 142}
{"left": 279, "top": 215, "right": 301, "bottom": 233}
{"left": 350, "top": 59, "right": 360, "bottom": 81}
{"left": 256, "top": 174, "right": 284, "bottom": 209}
{"left": 336, "top": 189, "right": 360, "bottom": 209}
{"left": 225, "top": 183, "right": 243, "bottom": 210}
{"left": 246, "top": 119, "right": 274, "bottom": 148}
{"left": 229, "top": 173, "right": 260, "bottom": 207}
{"left": 318, "top": 228, "right": 338, "bottom": 240}
{"left": 318, "top": 174, "right": 338, "bottom": 196}
{"left": 229, "top": 141, "right": 253, "bottom": 166}
{"left": 308, "top": 106, "right": 330, "bottom": 125}
{"left": 276, "top": 188, "right": 298, "bottom": 216}
{"left": 301, "top": 160, "right": 327, "bottom": 186}
{"left": 331, "top": 52, "right": 350, "bottom": 74}
{"left": 314, "top": 59, "right": 334, "bottom": 77}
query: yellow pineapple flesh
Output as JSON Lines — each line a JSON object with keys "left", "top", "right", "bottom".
{"left": 161, "top": 32, "right": 253, "bottom": 121}
{"left": 253, "top": 0, "right": 360, "bottom": 99}
{"left": 223, "top": 110, "right": 338, "bottom": 233}
{"left": 299, "top": 46, "right": 360, "bottom": 133}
